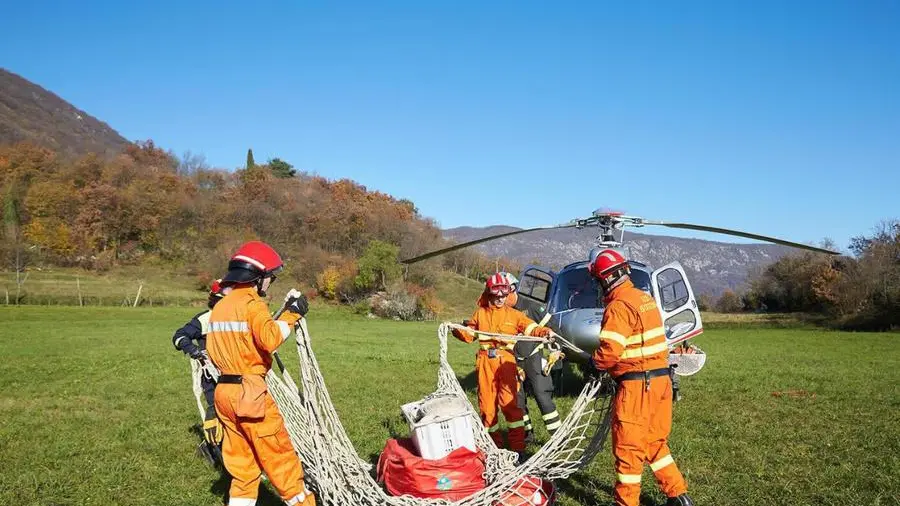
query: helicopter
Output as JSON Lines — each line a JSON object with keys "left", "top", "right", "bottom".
{"left": 402, "top": 209, "right": 840, "bottom": 378}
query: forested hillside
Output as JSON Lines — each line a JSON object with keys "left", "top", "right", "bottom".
{"left": 0, "top": 141, "right": 509, "bottom": 318}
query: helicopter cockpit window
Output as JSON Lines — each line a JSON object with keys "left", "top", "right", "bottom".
{"left": 656, "top": 268, "right": 690, "bottom": 312}
{"left": 629, "top": 268, "right": 653, "bottom": 294}
{"left": 553, "top": 268, "right": 600, "bottom": 311}
{"left": 518, "top": 269, "right": 553, "bottom": 303}
{"left": 553, "top": 265, "right": 654, "bottom": 312}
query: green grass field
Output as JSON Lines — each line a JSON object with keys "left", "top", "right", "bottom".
{"left": 1, "top": 304, "right": 898, "bottom": 506}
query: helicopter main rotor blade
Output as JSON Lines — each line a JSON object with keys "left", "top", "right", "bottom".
{"left": 401, "top": 224, "right": 577, "bottom": 264}
{"left": 645, "top": 221, "right": 840, "bottom": 255}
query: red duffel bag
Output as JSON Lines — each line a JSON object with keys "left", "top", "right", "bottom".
{"left": 377, "top": 438, "right": 486, "bottom": 500}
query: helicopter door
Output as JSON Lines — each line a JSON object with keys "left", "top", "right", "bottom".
{"left": 515, "top": 266, "right": 555, "bottom": 322}
{"left": 650, "top": 262, "right": 704, "bottom": 346}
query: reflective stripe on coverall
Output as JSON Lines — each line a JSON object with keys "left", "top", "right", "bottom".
{"left": 515, "top": 340, "right": 561, "bottom": 434}
{"left": 207, "top": 287, "right": 315, "bottom": 506}
{"left": 455, "top": 303, "right": 541, "bottom": 451}
{"left": 508, "top": 295, "right": 561, "bottom": 436}
{"left": 593, "top": 279, "right": 688, "bottom": 506}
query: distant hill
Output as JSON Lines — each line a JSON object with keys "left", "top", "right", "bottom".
{"left": 443, "top": 226, "right": 793, "bottom": 297}
{"left": 0, "top": 68, "right": 130, "bottom": 156}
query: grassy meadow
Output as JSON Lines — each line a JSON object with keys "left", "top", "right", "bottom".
{"left": 0, "top": 302, "right": 898, "bottom": 506}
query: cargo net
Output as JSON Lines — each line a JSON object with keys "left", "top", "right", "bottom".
{"left": 265, "top": 321, "right": 614, "bottom": 505}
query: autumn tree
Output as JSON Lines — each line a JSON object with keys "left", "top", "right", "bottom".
{"left": 355, "top": 240, "right": 402, "bottom": 292}
{"left": 715, "top": 290, "right": 743, "bottom": 313}
{"left": 3, "top": 183, "right": 29, "bottom": 302}
{"left": 697, "top": 293, "right": 714, "bottom": 311}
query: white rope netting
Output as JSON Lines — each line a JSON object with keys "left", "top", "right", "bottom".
{"left": 263, "top": 321, "right": 615, "bottom": 505}
{"left": 669, "top": 344, "right": 706, "bottom": 376}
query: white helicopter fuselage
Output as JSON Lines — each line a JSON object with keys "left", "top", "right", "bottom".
{"left": 514, "top": 260, "right": 704, "bottom": 362}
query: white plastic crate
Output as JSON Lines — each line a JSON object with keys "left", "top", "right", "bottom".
{"left": 400, "top": 395, "right": 477, "bottom": 460}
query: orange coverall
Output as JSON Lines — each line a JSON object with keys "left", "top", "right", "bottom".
{"left": 207, "top": 287, "right": 315, "bottom": 506}
{"left": 454, "top": 301, "right": 545, "bottom": 451}
{"left": 593, "top": 279, "right": 688, "bottom": 506}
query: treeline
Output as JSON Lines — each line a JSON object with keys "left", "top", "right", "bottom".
{"left": 707, "top": 221, "right": 900, "bottom": 330}
{"left": 0, "top": 141, "right": 514, "bottom": 315}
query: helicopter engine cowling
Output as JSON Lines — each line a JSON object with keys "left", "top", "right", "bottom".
{"left": 547, "top": 307, "right": 693, "bottom": 364}
{"left": 548, "top": 308, "right": 607, "bottom": 363}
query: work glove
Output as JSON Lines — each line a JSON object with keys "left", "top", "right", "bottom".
{"left": 283, "top": 289, "right": 309, "bottom": 317}
{"left": 452, "top": 320, "right": 475, "bottom": 341}
{"left": 182, "top": 343, "right": 203, "bottom": 360}
{"left": 586, "top": 356, "right": 605, "bottom": 382}
{"left": 202, "top": 413, "right": 223, "bottom": 446}
{"left": 532, "top": 326, "right": 552, "bottom": 338}
{"left": 543, "top": 350, "right": 565, "bottom": 376}
{"left": 517, "top": 366, "right": 526, "bottom": 382}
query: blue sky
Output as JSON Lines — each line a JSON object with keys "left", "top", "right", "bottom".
{"left": 2, "top": 1, "right": 897, "bottom": 252}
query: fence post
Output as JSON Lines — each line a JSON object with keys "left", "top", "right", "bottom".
{"left": 133, "top": 282, "right": 143, "bottom": 307}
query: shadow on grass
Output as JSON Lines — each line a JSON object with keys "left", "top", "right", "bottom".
{"left": 554, "top": 470, "right": 663, "bottom": 506}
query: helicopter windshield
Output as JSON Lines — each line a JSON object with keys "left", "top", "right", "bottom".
{"left": 553, "top": 265, "right": 653, "bottom": 312}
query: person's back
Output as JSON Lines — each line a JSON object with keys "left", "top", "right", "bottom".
{"left": 596, "top": 279, "right": 669, "bottom": 378}
{"left": 206, "top": 241, "right": 315, "bottom": 506}
{"left": 207, "top": 287, "right": 284, "bottom": 376}
{"left": 587, "top": 248, "right": 692, "bottom": 506}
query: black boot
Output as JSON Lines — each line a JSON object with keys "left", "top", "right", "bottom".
{"left": 524, "top": 430, "right": 535, "bottom": 444}
{"left": 666, "top": 493, "right": 694, "bottom": 506}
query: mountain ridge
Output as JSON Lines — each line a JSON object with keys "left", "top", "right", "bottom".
{"left": 442, "top": 225, "right": 793, "bottom": 297}
{"left": 0, "top": 68, "right": 130, "bottom": 156}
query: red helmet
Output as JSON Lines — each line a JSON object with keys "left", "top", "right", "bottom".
{"left": 222, "top": 241, "right": 284, "bottom": 284}
{"left": 208, "top": 278, "right": 225, "bottom": 308}
{"left": 485, "top": 272, "right": 512, "bottom": 296}
{"left": 588, "top": 248, "right": 626, "bottom": 277}
{"left": 588, "top": 247, "right": 631, "bottom": 292}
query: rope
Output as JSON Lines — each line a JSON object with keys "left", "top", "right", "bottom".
{"left": 444, "top": 323, "right": 586, "bottom": 356}
{"left": 264, "top": 321, "right": 615, "bottom": 505}
{"left": 444, "top": 323, "right": 549, "bottom": 343}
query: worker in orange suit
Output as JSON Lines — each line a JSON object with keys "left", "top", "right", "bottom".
{"left": 585, "top": 248, "right": 693, "bottom": 506}
{"left": 207, "top": 240, "right": 316, "bottom": 506}
{"left": 452, "top": 272, "right": 552, "bottom": 462}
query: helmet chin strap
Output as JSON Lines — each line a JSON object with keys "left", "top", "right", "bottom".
{"left": 256, "top": 277, "right": 269, "bottom": 297}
